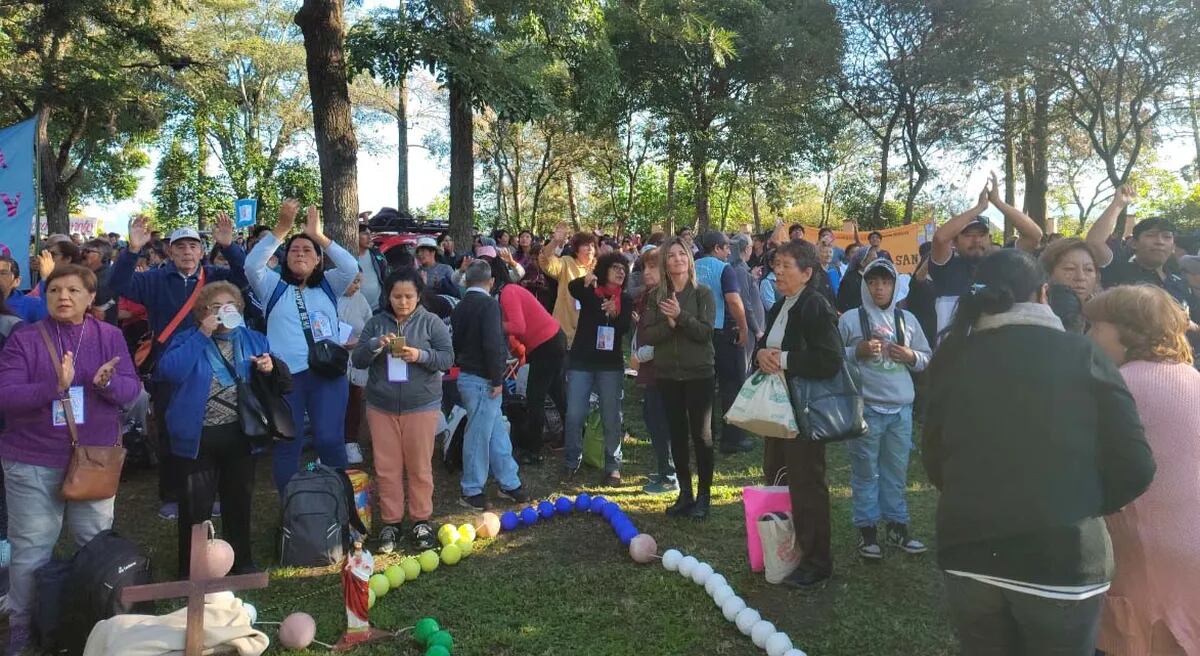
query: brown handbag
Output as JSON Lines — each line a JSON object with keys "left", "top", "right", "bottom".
{"left": 36, "top": 323, "right": 125, "bottom": 501}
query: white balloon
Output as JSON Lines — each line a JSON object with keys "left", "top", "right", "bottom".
{"left": 720, "top": 596, "right": 746, "bottom": 622}
{"left": 766, "top": 633, "right": 794, "bottom": 656}
{"left": 242, "top": 602, "right": 257, "bottom": 625}
{"left": 662, "top": 549, "right": 683, "bottom": 571}
{"left": 734, "top": 607, "right": 761, "bottom": 635}
{"left": 690, "top": 562, "right": 714, "bottom": 585}
{"left": 677, "top": 555, "right": 698, "bottom": 577}
{"left": 751, "top": 620, "right": 777, "bottom": 648}
{"left": 704, "top": 573, "right": 728, "bottom": 595}
{"left": 782, "top": 650, "right": 807, "bottom": 656}
{"left": 711, "top": 584, "right": 735, "bottom": 606}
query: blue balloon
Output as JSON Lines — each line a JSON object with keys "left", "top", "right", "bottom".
{"left": 554, "top": 497, "right": 573, "bottom": 514}
{"left": 520, "top": 507, "right": 539, "bottom": 527}
{"left": 618, "top": 525, "right": 638, "bottom": 546}
{"left": 589, "top": 496, "right": 609, "bottom": 514}
{"left": 537, "top": 500, "right": 556, "bottom": 520}
{"left": 601, "top": 502, "right": 620, "bottom": 520}
{"left": 574, "top": 493, "right": 592, "bottom": 511}
{"left": 608, "top": 511, "right": 628, "bottom": 526}
{"left": 612, "top": 518, "right": 633, "bottom": 535}
{"left": 500, "top": 511, "right": 520, "bottom": 531}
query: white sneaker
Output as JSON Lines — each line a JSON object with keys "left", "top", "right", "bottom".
{"left": 345, "top": 443, "right": 364, "bottom": 465}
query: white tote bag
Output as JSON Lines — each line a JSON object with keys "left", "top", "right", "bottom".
{"left": 725, "top": 372, "right": 799, "bottom": 439}
{"left": 758, "top": 511, "right": 801, "bottom": 584}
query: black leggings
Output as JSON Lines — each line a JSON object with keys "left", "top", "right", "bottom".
{"left": 176, "top": 423, "right": 256, "bottom": 578}
{"left": 658, "top": 377, "right": 714, "bottom": 498}
{"left": 523, "top": 331, "right": 567, "bottom": 452}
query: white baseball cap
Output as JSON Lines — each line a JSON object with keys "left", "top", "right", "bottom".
{"left": 416, "top": 237, "right": 438, "bottom": 250}
{"left": 168, "top": 228, "right": 202, "bottom": 243}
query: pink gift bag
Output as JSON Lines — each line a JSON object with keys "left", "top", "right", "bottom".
{"left": 742, "top": 469, "right": 792, "bottom": 572}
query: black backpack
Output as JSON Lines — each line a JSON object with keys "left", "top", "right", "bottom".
{"left": 35, "top": 530, "right": 152, "bottom": 654}
{"left": 279, "top": 464, "right": 368, "bottom": 566}
{"left": 856, "top": 306, "right": 907, "bottom": 347}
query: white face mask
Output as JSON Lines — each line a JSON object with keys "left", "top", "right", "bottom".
{"left": 217, "top": 303, "right": 244, "bottom": 330}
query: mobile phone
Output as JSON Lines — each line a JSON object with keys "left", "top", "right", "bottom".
{"left": 390, "top": 335, "right": 406, "bottom": 355}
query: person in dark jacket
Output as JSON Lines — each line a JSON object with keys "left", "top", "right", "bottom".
{"left": 923, "top": 249, "right": 1155, "bottom": 655}
{"left": 754, "top": 239, "right": 844, "bottom": 588}
{"left": 450, "top": 260, "right": 529, "bottom": 510}
{"left": 563, "top": 252, "right": 633, "bottom": 486}
{"left": 109, "top": 212, "right": 246, "bottom": 521}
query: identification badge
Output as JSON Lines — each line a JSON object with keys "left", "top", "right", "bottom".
{"left": 52, "top": 386, "right": 85, "bottom": 427}
{"left": 575, "top": 299, "right": 582, "bottom": 311}
{"left": 596, "top": 326, "right": 615, "bottom": 351}
{"left": 310, "top": 311, "right": 335, "bottom": 342}
{"left": 337, "top": 321, "right": 353, "bottom": 345}
{"left": 387, "top": 355, "right": 409, "bottom": 383}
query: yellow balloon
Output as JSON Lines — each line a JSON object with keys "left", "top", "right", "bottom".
{"left": 441, "top": 543, "right": 462, "bottom": 566}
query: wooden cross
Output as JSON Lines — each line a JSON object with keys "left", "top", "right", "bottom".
{"left": 120, "top": 522, "right": 269, "bottom": 656}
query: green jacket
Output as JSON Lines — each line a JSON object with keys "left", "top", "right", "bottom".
{"left": 639, "top": 281, "right": 716, "bottom": 381}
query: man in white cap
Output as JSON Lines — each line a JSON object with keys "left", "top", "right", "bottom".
{"left": 415, "top": 236, "right": 456, "bottom": 296}
{"left": 109, "top": 212, "right": 246, "bottom": 521}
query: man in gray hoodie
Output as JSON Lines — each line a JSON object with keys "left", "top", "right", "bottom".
{"left": 837, "top": 257, "right": 932, "bottom": 561}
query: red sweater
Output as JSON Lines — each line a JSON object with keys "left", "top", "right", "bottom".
{"left": 500, "top": 284, "right": 560, "bottom": 353}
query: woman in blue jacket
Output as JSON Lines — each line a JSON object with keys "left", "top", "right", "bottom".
{"left": 245, "top": 200, "right": 360, "bottom": 495}
{"left": 158, "top": 282, "right": 290, "bottom": 577}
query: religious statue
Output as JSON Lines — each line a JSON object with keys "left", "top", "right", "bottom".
{"left": 342, "top": 538, "right": 373, "bottom": 633}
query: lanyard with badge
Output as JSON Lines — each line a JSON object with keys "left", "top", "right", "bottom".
{"left": 596, "top": 294, "right": 616, "bottom": 351}
{"left": 51, "top": 320, "right": 88, "bottom": 427}
{"left": 387, "top": 322, "right": 410, "bottom": 383}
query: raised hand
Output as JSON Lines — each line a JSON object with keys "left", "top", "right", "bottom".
{"left": 988, "top": 171, "right": 1002, "bottom": 205}
{"left": 213, "top": 211, "right": 235, "bottom": 248}
{"left": 275, "top": 199, "right": 301, "bottom": 238}
{"left": 58, "top": 351, "right": 76, "bottom": 393}
{"left": 128, "top": 215, "right": 152, "bottom": 251}
{"left": 552, "top": 222, "right": 569, "bottom": 244}
{"left": 38, "top": 250, "right": 55, "bottom": 279}
{"left": 975, "top": 184, "right": 990, "bottom": 210}
{"left": 253, "top": 354, "right": 273, "bottom": 374}
{"left": 93, "top": 357, "right": 119, "bottom": 389}
{"left": 583, "top": 272, "right": 598, "bottom": 288}
{"left": 1113, "top": 183, "right": 1136, "bottom": 208}
{"left": 303, "top": 205, "right": 330, "bottom": 247}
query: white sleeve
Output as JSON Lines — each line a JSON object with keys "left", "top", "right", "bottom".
{"left": 244, "top": 233, "right": 282, "bottom": 301}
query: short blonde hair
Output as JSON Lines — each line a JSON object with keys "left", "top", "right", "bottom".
{"left": 191, "top": 281, "right": 245, "bottom": 322}
{"left": 1084, "top": 285, "right": 1193, "bottom": 365}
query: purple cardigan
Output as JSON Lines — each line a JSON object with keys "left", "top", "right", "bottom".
{"left": 0, "top": 317, "right": 142, "bottom": 469}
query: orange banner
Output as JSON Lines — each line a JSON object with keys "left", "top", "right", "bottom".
{"left": 796, "top": 224, "right": 931, "bottom": 275}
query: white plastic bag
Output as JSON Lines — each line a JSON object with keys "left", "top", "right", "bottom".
{"left": 725, "top": 372, "right": 798, "bottom": 439}
{"left": 758, "top": 511, "right": 801, "bottom": 584}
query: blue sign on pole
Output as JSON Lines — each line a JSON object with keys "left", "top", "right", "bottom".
{"left": 0, "top": 117, "right": 37, "bottom": 289}
{"left": 234, "top": 198, "right": 258, "bottom": 229}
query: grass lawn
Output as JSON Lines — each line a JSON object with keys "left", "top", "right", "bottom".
{"left": 92, "top": 382, "right": 957, "bottom": 656}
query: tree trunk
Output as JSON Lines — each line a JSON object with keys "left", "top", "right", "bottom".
{"left": 1002, "top": 87, "right": 1017, "bottom": 240}
{"left": 1025, "top": 78, "right": 1050, "bottom": 230}
{"left": 565, "top": 170, "right": 580, "bottom": 232}
{"left": 664, "top": 133, "right": 677, "bottom": 236}
{"left": 35, "top": 107, "right": 70, "bottom": 235}
{"left": 1189, "top": 76, "right": 1200, "bottom": 181}
{"left": 447, "top": 79, "right": 474, "bottom": 248}
{"left": 396, "top": 77, "right": 410, "bottom": 214}
{"left": 296, "top": 0, "right": 360, "bottom": 249}
{"left": 691, "top": 143, "right": 710, "bottom": 232}
{"left": 871, "top": 108, "right": 901, "bottom": 226}
{"left": 749, "top": 166, "right": 761, "bottom": 232}
{"left": 196, "top": 113, "right": 210, "bottom": 232}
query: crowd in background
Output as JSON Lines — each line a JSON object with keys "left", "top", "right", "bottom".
{"left": 0, "top": 175, "right": 1197, "bottom": 655}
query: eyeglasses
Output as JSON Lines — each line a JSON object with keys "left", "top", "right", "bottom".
{"left": 0, "top": 270, "right": 13, "bottom": 278}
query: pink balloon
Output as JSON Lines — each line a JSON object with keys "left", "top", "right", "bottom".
{"left": 629, "top": 534, "right": 658, "bottom": 564}
{"left": 279, "top": 612, "right": 317, "bottom": 650}
{"left": 203, "top": 539, "right": 235, "bottom": 579}
{"left": 476, "top": 512, "right": 501, "bottom": 538}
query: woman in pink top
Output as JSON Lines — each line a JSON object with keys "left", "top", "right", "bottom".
{"left": 1085, "top": 285, "right": 1200, "bottom": 656}
{"left": 498, "top": 261, "right": 566, "bottom": 464}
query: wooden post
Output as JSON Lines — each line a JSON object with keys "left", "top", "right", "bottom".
{"left": 119, "top": 523, "right": 268, "bottom": 656}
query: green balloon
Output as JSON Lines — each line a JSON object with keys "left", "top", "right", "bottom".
{"left": 425, "top": 646, "right": 450, "bottom": 656}
{"left": 428, "top": 630, "right": 454, "bottom": 651}
{"left": 413, "top": 617, "right": 440, "bottom": 644}
{"left": 385, "top": 564, "right": 405, "bottom": 589}
{"left": 401, "top": 558, "right": 421, "bottom": 581}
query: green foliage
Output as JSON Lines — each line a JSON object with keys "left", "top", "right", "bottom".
{"left": 152, "top": 137, "right": 200, "bottom": 233}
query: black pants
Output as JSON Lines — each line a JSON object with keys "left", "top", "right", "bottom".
{"left": 176, "top": 423, "right": 256, "bottom": 578}
{"left": 522, "top": 331, "right": 567, "bottom": 452}
{"left": 763, "top": 436, "right": 831, "bottom": 575}
{"left": 659, "top": 377, "right": 714, "bottom": 498}
{"left": 712, "top": 329, "right": 747, "bottom": 446}
{"left": 152, "top": 380, "right": 179, "bottom": 504}
{"left": 944, "top": 575, "right": 1102, "bottom": 656}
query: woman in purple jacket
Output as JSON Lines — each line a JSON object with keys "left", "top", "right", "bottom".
{"left": 0, "top": 264, "right": 141, "bottom": 655}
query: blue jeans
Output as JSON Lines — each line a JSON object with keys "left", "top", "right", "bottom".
{"left": 457, "top": 373, "right": 522, "bottom": 497}
{"left": 641, "top": 384, "right": 675, "bottom": 480}
{"left": 564, "top": 368, "right": 624, "bottom": 473}
{"left": 273, "top": 370, "right": 350, "bottom": 496}
{"left": 846, "top": 406, "right": 913, "bottom": 528}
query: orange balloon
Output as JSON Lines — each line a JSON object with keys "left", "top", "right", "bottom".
{"left": 475, "top": 512, "right": 501, "bottom": 538}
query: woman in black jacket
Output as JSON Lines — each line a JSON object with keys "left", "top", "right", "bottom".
{"left": 923, "top": 249, "right": 1154, "bottom": 655}
{"left": 754, "top": 240, "right": 843, "bottom": 588}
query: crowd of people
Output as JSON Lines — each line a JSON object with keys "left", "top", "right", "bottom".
{"left": 0, "top": 175, "right": 1196, "bottom": 655}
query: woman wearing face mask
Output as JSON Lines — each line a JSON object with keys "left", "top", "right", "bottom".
{"left": 0, "top": 265, "right": 141, "bottom": 654}
{"left": 245, "top": 200, "right": 361, "bottom": 495}
{"left": 156, "top": 282, "right": 289, "bottom": 577}
{"left": 352, "top": 269, "right": 454, "bottom": 554}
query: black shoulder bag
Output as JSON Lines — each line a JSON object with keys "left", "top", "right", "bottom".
{"left": 787, "top": 296, "right": 868, "bottom": 443}
{"left": 294, "top": 285, "right": 349, "bottom": 378}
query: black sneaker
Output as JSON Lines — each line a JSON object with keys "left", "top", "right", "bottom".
{"left": 378, "top": 524, "right": 402, "bottom": 554}
{"left": 498, "top": 486, "right": 530, "bottom": 504}
{"left": 601, "top": 471, "right": 622, "bottom": 487}
{"left": 885, "top": 522, "right": 928, "bottom": 555}
{"left": 519, "top": 450, "right": 545, "bottom": 465}
{"left": 459, "top": 494, "right": 489, "bottom": 511}
{"left": 782, "top": 565, "right": 831, "bottom": 589}
{"left": 858, "top": 526, "right": 883, "bottom": 560}
{"left": 411, "top": 521, "right": 436, "bottom": 551}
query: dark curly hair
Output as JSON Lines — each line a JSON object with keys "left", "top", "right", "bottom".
{"left": 595, "top": 252, "right": 629, "bottom": 287}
